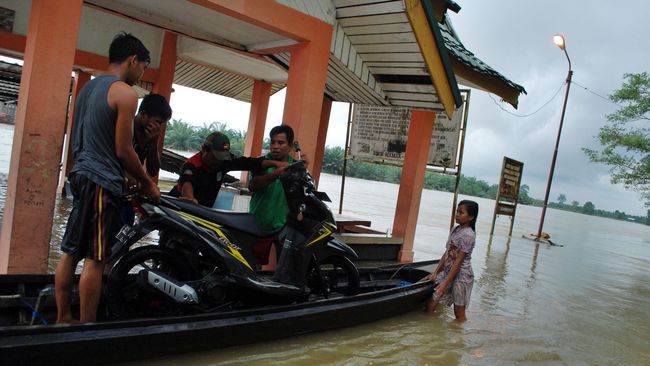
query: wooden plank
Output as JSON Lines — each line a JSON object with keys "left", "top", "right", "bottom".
{"left": 355, "top": 42, "right": 420, "bottom": 53}
{"left": 361, "top": 63, "right": 370, "bottom": 83}
{"left": 327, "top": 57, "right": 385, "bottom": 104}
{"left": 330, "top": 22, "right": 338, "bottom": 51}
{"left": 336, "top": 1, "right": 404, "bottom": 18}
{"left": 344, "top": 22, "right": 412, "bottom": 35}
{"left": 330, "top": 59, "right": 386, "bottom": 104}
{"left": 385, "top": 91, "right": 440, "bottom": 102}
{"left": 365, "top": 61, "right": 426, "bottom": 67}
{"left": 382, "top": 82, "right": 435, "bottom": 93}
{"left": 347, "top": 45, "right": 358, "bottom": 71}
{"left": 391, "top": 99, "right": 445, "bottom": 110}
{"left": 358, "top": 53, "right": 423, "bottom": 62}
{"left": 338, "top": 13, "right": 408, "bottom": 27}
{"left": 333, "top": 23, "right": 345, "bottom": 59}
{"left": 374, "top": 78, "right": 383, "bottom": 95}
{"left": 341, "top": 35, "right": 351, "bottom": 67}
{"left": 335, "top": 0, "right": 392, "bottom": 7}
{"left": 354, "top": 54, "right": 363, "bottom": 77}
{"left": 349, "top": 32, "right": 416, "bottom": 44}
{"left": 368, "top": 67, "right": 428, "bottom": 75}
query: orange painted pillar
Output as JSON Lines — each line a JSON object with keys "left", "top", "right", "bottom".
{"left": 58, "top": 70, "right": 91, "bottom": 196}
{"left": 392, "top": 109, "right": 436, "bottom": 263}
{"left": 0, "top": 0, "right": 83, "bottom": 274}
{"left": 282, "top": 33, "right": 332, "bottom": 176}
{"left": 311, "top": 96, "right": 332, "bottom": 186}
{"left": 241, "top": 80, "right": 271, "bottom": 186}
{"left": 152, "top": 31, "right": 177, "bottom": 179}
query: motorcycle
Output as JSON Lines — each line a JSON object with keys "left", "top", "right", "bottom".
{"left": 105, "top": 160, "right": 360, "bottom": 319}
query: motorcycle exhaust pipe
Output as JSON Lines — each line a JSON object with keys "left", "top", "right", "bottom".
{"left": 137, "top": 270, "right": 199, "bottom": 304}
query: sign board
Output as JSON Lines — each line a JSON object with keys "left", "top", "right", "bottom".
{"left": 349, "top": 102, "right": 465, "bottom": 168}
{"left": 499, "top": 157, "right": 524, "bottom": 200}
{"left": 0, "top": 7, "right": 14, "bottom": 32}
{"left": 490, "top": 156, "right": 524, "bottom": 236}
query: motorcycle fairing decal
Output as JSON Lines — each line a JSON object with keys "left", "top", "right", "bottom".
{"left": 307, "top": 222, "right": 336, "bottom": 246}
{"left": 174, "top": 211, "right": 253, "bottom": 270}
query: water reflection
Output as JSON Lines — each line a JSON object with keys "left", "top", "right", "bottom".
{"left": 476, "top": 235, "right": 510, "bottom": 311}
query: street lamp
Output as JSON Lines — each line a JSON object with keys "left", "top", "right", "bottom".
{"left": 536, "top": 34, "right": 573, "bottom": 239}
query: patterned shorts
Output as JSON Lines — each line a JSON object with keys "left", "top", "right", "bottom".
{"left": 432, "top": 272, "right": 473, "bottom": 308}
{"left": 60, "top": 174, "right": 121, "bottom": 262}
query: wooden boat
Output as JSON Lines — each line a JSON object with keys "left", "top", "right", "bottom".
{"left": 0, "top": 261, "right": 435, "bottom": 365}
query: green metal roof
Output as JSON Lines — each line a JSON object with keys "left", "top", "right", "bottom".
{"left": 439, "top": 15, "right": 527, "bottom": 95}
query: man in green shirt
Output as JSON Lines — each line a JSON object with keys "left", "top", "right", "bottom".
{"left": 249, "top": 125, "right": 295, "bottom": 234}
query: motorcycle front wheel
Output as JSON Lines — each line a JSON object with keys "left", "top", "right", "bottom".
{"left": 308, "top": 256, "right": 360, "bottom": 298}
{"left": 106, "top": 245, "right": 195, "bottom": 319}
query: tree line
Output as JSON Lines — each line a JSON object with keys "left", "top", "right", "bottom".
{"left": 324, "top": 146, "right": 649, "bottom": 225}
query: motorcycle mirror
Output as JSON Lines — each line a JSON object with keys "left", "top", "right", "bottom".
{"left": 293, "top": 141, "right": 301, "bottom": 160}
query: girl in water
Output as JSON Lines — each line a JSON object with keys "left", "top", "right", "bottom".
{"left": 426, "top": 200, "right": 478, "bottom": 322}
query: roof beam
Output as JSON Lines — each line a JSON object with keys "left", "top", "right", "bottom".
{"left": 404, "top": 0, "right": 461, "bottom": 117}
{"left": 188, "top": 0, "right": 331, "bottom": 42}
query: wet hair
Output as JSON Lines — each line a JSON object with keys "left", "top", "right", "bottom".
{"left": 270, "top": 125, "right": 294, "bottom": 144}
{"left": 458, "top": 200, "right": 479, "bottom": 232}
{"left": 109, "top": 32, "right": 150, "bottom": 65}
{"left": 138, "top": 93, "right": 172, "bottom": 121}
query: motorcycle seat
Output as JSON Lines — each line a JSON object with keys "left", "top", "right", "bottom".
{"left": 160, "top": 195, "right": 264, "bottom": 237}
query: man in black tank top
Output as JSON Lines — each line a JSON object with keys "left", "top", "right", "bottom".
{"left": 133, "top": 93, "right": 172, "bottom": 176}
{"left": 55, "top": 33, "right": 161, "bottom": 324}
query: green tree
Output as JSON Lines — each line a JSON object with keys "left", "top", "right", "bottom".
{"left": 164, "top": 119, "right": 202, "bottom": 150}
{"left": 583, "top": 72, "right": 650, "bottom": 206}
{"left": 557, "top": 193, "right": 567, "bottom": 205}
{"left": 583, "top": 201, "right": 595, "bottom": 214}
{"left": 322, "top": 146, "right": 345, "bottom": 174}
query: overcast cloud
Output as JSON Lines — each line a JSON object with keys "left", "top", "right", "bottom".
{"left": 171, "top": 0, "right": 650, "bottom": 216}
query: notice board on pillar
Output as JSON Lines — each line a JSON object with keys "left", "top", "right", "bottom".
{"left": 349, "top": 102, "right": 466, "bottom": 169}
{"left": 491, "top": 157, "right": 524, "bottom": 236}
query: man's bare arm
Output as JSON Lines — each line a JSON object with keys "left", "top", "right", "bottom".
{"left": 179, "top": 181, "right": 198, "bottom": 204}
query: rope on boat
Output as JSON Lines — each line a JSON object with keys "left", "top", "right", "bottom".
{"left": 19, "top": 297, "right": 47, "bottom": 325}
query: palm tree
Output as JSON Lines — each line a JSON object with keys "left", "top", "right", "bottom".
{"left": 164, "top": 119, "right": 202, "bottom": 151}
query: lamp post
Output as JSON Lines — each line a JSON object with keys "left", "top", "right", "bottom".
{"left": 536, "top": 34, "right": 573, "bottom": 239}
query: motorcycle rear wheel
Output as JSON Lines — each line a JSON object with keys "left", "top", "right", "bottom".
{"left": 106, "top": 246, "right": 195, "bottom": 319}
{"left": 309, "top": 256, "right": 360, "bottom": 297}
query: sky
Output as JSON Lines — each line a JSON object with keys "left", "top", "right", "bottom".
{"left": 170, "top": 0, "right": 650, "bottom": 215}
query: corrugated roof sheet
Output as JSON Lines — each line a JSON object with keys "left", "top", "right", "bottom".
{"left": 173, "top": 59, "right": 284, "bottom": 103}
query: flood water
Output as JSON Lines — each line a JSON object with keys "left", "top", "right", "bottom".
{"left": 1, "top": 122, "right": 649, "bottom": 365}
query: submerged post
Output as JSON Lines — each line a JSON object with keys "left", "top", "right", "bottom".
{"left": 339, "top": 102, "right": 353, "bottom": 214}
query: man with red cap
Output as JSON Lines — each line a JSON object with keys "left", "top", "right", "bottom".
{"left": 170, "top": 132, "right": 286, "bottom": 207}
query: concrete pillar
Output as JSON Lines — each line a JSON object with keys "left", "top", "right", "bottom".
{"left": 241, "top": 80, "right": 271, "bottom": 186}
{"left": 152, "top": 31, "right": 177, "bottom": 179}
{"left": 58, "top": 70, "right": 91, "bottom": 197}
{"left": 0, "top": 0, "right": 83, "bottom": 274}
{"left": 391, "top": 109, "right": 436, "bottom": 263}
{"left": 282, "top": 35, "right": 332, "bottom": 176}
{"left": 311, "top": 96, "right": 332, "bottom": 186}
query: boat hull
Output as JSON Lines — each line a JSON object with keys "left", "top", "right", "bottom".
{"left": 0, "top": 262, "right": 435, "bottom": 365}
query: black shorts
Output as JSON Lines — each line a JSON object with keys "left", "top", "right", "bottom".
{"left": 60, "top": 174, "right": 122, "bottom": 261}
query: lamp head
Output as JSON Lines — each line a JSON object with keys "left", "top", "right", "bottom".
{"left": 553, "top": 34, "right": 566, "bottom": 50}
